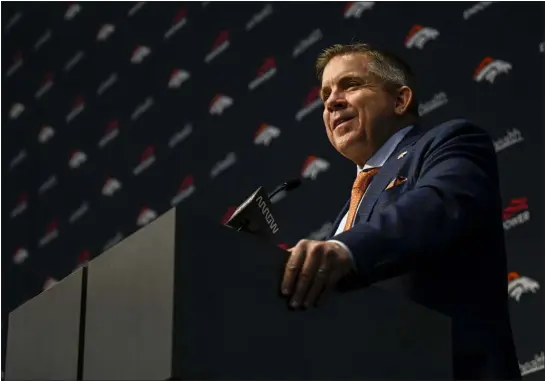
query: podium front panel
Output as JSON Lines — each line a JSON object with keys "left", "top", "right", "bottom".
{"left": 5, "top": 268, "right": 84, "bottom": 381}
{"left": 83, "top": 209, "right": 176, "bottom": 381}
{"left": 172, "top": 210, "right": 453, "bottom": 380}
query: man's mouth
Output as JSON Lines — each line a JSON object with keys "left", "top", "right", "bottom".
{"left": 333, "top": 116, "right": 355, "bottom": 130}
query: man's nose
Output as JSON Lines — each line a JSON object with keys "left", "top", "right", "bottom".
{"left": 325, "top": 94, "right": 347, "bottom": 112}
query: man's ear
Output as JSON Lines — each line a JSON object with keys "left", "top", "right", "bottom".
{"left": 394, "top": 86, "right": 413, "bottom": 116}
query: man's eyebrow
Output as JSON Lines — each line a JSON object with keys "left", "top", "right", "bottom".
{"left": 323, "top": 74, "right": 366, "bottom": 87}
{"left": 320, "top": 75, "right": 367, "bottom": 98}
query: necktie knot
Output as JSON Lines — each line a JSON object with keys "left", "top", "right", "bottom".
{"left": 352, "top": 167, "right": 380, "bottom": 190}
{"left": 344, "top": 167, "right": 380, "bottom": 231}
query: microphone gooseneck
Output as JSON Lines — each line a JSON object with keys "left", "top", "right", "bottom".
{"left": 267, "top": 178, "right": 302, "bottom": 199}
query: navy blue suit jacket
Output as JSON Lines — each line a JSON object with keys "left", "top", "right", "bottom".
{"left": 330, "top": 119, "right": 520, "bottom": 380}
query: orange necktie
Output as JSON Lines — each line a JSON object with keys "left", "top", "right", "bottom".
{"left": 343, "top": 168, "right": 380, "bottom": 231}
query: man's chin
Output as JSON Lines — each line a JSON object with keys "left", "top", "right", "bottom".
{"left": 334, "top": 131, "right": 359, "bottom": 149}
{"left": 335, "top": 141, "right": 358, "bottom": 158}
{"left": 334, "top": 135, "right": 366, "bottom": 162}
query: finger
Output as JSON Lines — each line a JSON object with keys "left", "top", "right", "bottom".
{"left": 290, "top": 244, "right": 323, "bottom": 308}
{"left": 281, "top": 241, "right": 307, "bottom": 296}
{"left": 303, "top": 248, "right": 334, "bottom": 308}
{"left": 303, "top": 267, "right": 328, "bottom": 308}
{"left": 317, "top": 268, "right": 345, "bottom": 306}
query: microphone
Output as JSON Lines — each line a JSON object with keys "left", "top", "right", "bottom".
{"left": 267, "top": 178, "right": 302, "bottom": 200}
{"left": 224, "top": 178, "right": 302, "bottom": 242}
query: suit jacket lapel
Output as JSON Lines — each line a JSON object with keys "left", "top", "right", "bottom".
{"left": 357, "top": 125, "right": 424, "bottom": 223}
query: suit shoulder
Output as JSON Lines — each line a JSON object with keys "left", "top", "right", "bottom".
{"left": 416, "top": 119, "right": 497, "bottom": 159}
{"left": 424, "top": 118, "right": 491, "bottom": 140}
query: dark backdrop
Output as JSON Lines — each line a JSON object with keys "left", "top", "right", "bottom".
{"left": 3, "top": 2, "right": 544, "bottom": 378}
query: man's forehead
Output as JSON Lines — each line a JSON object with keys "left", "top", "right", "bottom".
{"left": 321, "top": 54, "right": 370, "bottom": 86}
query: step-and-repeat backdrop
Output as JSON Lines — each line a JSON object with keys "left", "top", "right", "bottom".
{"left": 3, "top": 2, "right": 544, "bottom": 377}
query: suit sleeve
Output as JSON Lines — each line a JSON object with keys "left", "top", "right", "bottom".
{"left": 332, "top": 122, "right": 502, "bottom": 283}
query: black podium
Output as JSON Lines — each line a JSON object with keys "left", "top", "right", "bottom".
{"left": 6, "top": 206, "right": 453, "bottom": 380}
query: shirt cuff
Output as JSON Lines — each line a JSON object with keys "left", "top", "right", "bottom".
{"left": 327, "top": 239, "right": 357, "bottom": 271}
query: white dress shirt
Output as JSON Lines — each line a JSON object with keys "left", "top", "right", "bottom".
{"left": 328, "top": 126, "right": 413, "bottom": 265}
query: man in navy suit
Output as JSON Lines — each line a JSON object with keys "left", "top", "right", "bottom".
{"left": 281, "top": 43, "right": 520, "bottom": 380}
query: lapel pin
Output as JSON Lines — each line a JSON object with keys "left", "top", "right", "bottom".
{"left": 397, "top": 151, "right": 408, "bottom": 159}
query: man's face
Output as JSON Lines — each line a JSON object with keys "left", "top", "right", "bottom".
{"left": 320, "top": 53, "right": 399, "bottom": 166}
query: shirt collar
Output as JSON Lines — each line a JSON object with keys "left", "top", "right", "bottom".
{"left": 358, "top": 125, "right": 414, "bottom": 172}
